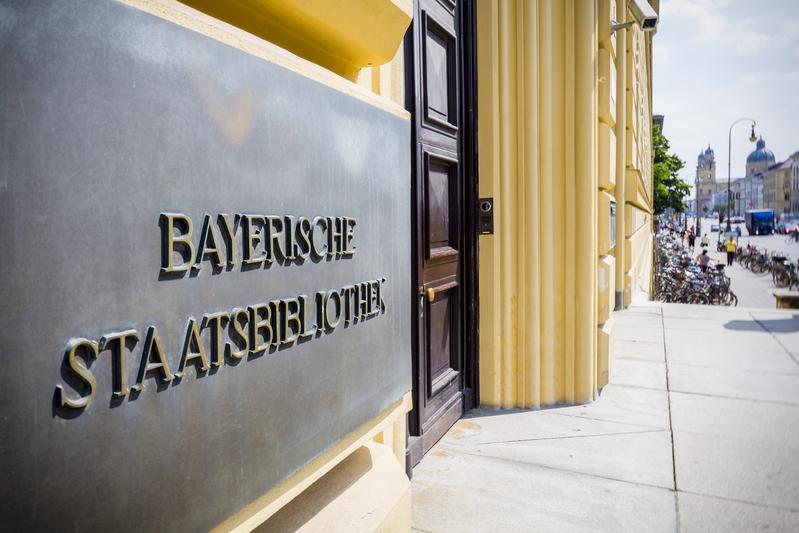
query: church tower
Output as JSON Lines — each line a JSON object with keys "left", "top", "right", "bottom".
{"left": 696, "top": 145, "right": 717, "bottom": 214}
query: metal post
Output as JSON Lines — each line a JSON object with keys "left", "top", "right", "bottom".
{"left": 695, "top": 175, "right": 698, "bottom": 233}
{"left": 727, "top": 117, "right": 757, "bottom": 232}
{"left": 727, "top": 127, "right": 731, "bottom": 231}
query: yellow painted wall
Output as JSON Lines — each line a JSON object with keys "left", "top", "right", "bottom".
{"left": 623, "top": 16, "right": 655, "bottom": 303}
{"left": 477, "top": 0, "right": 598, "bottom": 408}
{"left": 477, "top": 0, "right": 655, "bottom": 408}
{"left": 612, "top": 0, "right": 655, "bottom": 307}
{"left": 120, "top": 1, "right": 412, "bottom": 530}
{"left": 597, "top": 0, "right": 618, "bottom": 378}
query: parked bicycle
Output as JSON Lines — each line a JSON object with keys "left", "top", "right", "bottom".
{"left": 736, "top": 245, "right": 799, "bottom": 289}
{"left": 771, "top": 255, "right": 799, "bottom": 289}
{"left": 654, "top": 233, "right": 737, "bottom": 306}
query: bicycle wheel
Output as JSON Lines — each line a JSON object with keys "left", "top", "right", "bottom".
{"left": 725, "top": 291, "right": 738, "bottom": 307}
{"left": 688, "top": 292, "right": 709, "bottom": 305}
{"left": 776, "top": 271, "right": 791, "bottom": 288}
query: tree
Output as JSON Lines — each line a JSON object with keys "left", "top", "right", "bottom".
{"left": 652, "top": 123, "right": 690, "bottom": 215}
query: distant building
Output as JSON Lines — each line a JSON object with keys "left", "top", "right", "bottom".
{"left": 740, "top": 172, "right": 765, "bottom": 211}
{"left": 730, "top": 178, "right": 745, "bottom": 216}
{"left": 653, "top": 114, "right": 664, "bottom": 129}
{"left": 763, "top": 159, "right": 792, "bottom": 214}
{"left": 739, "top": 136, "right": 776, "bottom": 211}
{"left": 792, "top": 152, "right": 799, "bottom": 213}
{"left": 712, "top": 187, "right": 729, "bottom": 214}
{"left": 746, "top": 136, "right": 776, "bottom": 176}
{"left": 695, "top": 145, "right": 717, "bottom": 214}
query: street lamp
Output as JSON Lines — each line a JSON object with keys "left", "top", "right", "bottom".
{"left": 726, "top": 118, "right": 758, "bottom": 231}
{"left": 695, "top": 174, "right": 700, "bottom": 234}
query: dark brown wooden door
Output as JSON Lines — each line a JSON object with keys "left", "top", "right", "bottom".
{"left": 406, "top": 0, "right": 476, "bottom": 468}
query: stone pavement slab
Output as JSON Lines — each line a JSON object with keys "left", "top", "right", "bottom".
{"left": 663, "top": 327, "right": 786, "bottom": 354}
{"left": 667, "top": 365, "right": 799, "bottom": 405}
{"left": 438, "top": 408, "right": 658, "bottom": 447}
{"left": 412, "top": 451, "right": 677, "bottom": 533}
{"left": 748, "top": 311, "right": 799, "bottom": 361}
{"left": 610, "top": 358, "right": 668, "bottom": 390}
{"left": 677, "top": 492, "right": 799, "bottom": 533}
{"left": 550, "top": 384, "right": 670, "bottom": 430}
{"left": 614, "top": 338, "right": 666, "bottom": 362}
{"left": 435, "top": 411, "right": 674, "bottom": 489}
{"left": 659, "top": 303, "right": 755, "bottom": 320}
{"left": 614, "top": 323, "right": 664, "bottom": 343}
{"left": 673, "top": 430, "right": 799, "bottom": 510}
{"left": 611, "top": 312, "right": 663, "bottom": 329}
{"left": 669, "top": 392, "right": 799, "bottom": 444}
{"left": 664, "top": 344, "right": 799, "bottom": 374}
{"left": 469, "top": 428, "right": 674, "bottom": 489}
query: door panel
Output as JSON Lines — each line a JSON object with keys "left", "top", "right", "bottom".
{"left": 416, "top": 145, "right": 462, "bottom": 432}
{"left": 408, "top": 0, "right": 474, "bottom": 467}
{"left": 421, "top": 12, "right": 457, "bottom": 134}
{"left": 423, "top": 150, "right": 459, "bottom": 260}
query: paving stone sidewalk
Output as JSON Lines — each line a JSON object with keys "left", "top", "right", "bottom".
{"left": 411, "top": 303, "right": 799, "bottom": 533}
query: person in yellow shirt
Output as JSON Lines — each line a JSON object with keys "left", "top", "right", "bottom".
{"left": 724, "top": 236, "right": 737, "bottom": 266}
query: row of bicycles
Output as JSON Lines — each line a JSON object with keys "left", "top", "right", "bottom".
{"left": 736, "top": 246, "right": 799, "bottom": 289}
{"left": 654, "top": 233, "right": 738, "bottom": 306}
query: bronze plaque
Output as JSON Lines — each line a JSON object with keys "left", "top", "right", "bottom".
{"left": 0, "top": 1, "right": 411, "bottom": 530}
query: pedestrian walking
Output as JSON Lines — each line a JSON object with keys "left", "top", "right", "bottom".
{"left": 687, "top": 232, "right": 696, "bottom": 251}
{"left": 697, "top": 249, "right": 711, "bottom": 273}
{"left": 680, "top": 228, "right": 685, "bottom": 246}
{"left": 724, "top": 236, "right": 736, "bottom": 266}
{"left": 700, "top": 233, "right": 709, "bottom": 249}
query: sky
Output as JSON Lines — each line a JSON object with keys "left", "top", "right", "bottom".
{"left": 653, "top": 0, "right": 799, "bottom": 193}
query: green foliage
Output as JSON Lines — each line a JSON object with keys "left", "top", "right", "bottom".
{"left": 653, "top": 123, "right": 690, "bottom": 215}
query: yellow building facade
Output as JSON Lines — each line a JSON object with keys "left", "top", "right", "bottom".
{"left": 477, "top": 0, "right": 656, "bottom": 408}
{"left": 2, "top": 0, "right": 656, "bottom": 530}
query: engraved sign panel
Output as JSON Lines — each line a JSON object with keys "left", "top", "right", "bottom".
{"left": 0, "top": 1, "right": 411, "bottom": 530}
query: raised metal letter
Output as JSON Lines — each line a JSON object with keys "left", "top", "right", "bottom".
{"left": 56, "top": 338, "right": 100, "bottom": 409}
{"left": 160, "top": 213, "right": 194, "bottom": 273}
{"left": 99, "top": 329, "right": 139, "bottom": 397}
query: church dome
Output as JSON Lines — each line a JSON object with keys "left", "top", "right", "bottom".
{"left": 746, "top": 136, "right": 775, "bottom": 164}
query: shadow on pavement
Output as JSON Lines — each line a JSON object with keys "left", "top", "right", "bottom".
{"left": 724, "top": 315, "right": 799, "bottom": 333}
{"left": 462, "top": 402, "right": 594, "bottom": 420}
{"left": 723, "top": 320, "right": 764, "bottom": 332}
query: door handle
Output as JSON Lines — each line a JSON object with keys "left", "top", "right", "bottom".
{"left": 419, "top": 285, "right": 436, "bottom": 302}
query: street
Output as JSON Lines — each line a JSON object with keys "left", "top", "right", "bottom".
{"left": 691, "top": 217, "right": 799, "bottom": 261}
